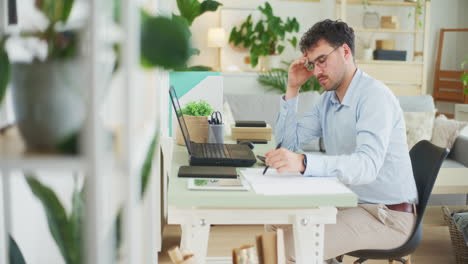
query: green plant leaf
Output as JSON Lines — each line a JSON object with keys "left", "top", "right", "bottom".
{"left": 141, "top": 15, "right": 191, "bottom": 70}
{"left": 277, "top": 45, "right": 285, "bottom": 54}
{"left": 36, "top": 0, "right": 64, "bottom": 23}
{"left": 189, "top": 48, "right": 200, "bottom": 56}
{"left": 141, "top": 132, "right": 159, "bottom": 198}
{"left": 177, "top": 65, "right": 213, "bottom": 71}
{"left": 200, "top": 0, "right": 222, "bottom": 15}
{"left": 26, "top": 175, "right": 74, "bottom": 264}
{"left": 176, "top": 0, "right": 201, "bottom": 26}
{"left": 257, "top": 63, "right": 322, "bottom": 94}
{"left": 462, "top": 72, "right": 468, "bottom": 86}
{"left": 288, "top": 37, "right": 297, "bottom": 48}
{"left": 181, "top": 100, "right": 213, "bottom": 116}
{"left": 0, "top": 42, "right": 9, "bottom": 105}
{"left": 9, "top": 235, "right": 26, "bottom": 264}
{"left": 194, "top": 179, "right": 208, "bottom": 186}
{"left": 61, "top": 0, "right": 74, "bottom": 23}
{"left": 68, "top": 182, "right": 83, "bottom": 264}
{"left": 56, "top": 131, "right": 79, "bottom": 154}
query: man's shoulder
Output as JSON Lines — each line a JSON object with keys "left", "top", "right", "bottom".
{"left": 359, "top": 70, "right": 395, "bottom": 98}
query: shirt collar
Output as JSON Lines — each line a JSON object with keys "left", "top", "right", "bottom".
{"left": 328, "top": 69, "right": 362, "bottom": 107}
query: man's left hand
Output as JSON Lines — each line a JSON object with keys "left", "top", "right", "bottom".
{"left": 264, "top": 148, "right": 305, "bottom": 174}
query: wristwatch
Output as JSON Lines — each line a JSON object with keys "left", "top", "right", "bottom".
{"left": 302, "top": 154, "right": 307, "bottom": 174}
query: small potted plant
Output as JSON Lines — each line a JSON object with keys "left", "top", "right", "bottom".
{"left": 228, "top": 2, "right": 299, "bottom": 72}
{"left": 176, "top": 100, "right": 213, "bottom": 145}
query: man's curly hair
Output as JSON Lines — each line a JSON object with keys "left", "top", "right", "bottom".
{"left": 299, "top": 19, "right": 355, "bottom": 55}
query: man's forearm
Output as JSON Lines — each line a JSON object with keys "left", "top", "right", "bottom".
{"left": 285, "top": 86, "right": 300, "bottom": 100}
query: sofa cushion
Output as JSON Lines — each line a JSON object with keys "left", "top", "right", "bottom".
{"left": 396, "top": 95, "right": 435, "bottom": 112}
{"left": 431, "top": 115, "right": 468, "bottom": 149}
{"left": 403, "top": 111, "right": 435, "bottom": 149}
{"left": 441, "top": 158, "right": 467, "bottom": 169}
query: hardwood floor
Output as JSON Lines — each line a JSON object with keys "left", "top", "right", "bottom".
{"left": 158, "top": 206, "right": 458, "bottom": 264}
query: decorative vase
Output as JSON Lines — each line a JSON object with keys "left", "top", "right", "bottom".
{"left": 175, "top": 115, "right": 208, "bottom": 146}
{"left": 11, "top": 59, "right": 86, "bottom": 152}
{"left": 363, "top": 11, "right": 380, "bottom": 29}
{"left": 363, "top": 48, "right": 374, "bottom": 61}
{"left": 268, "top": 54, "right": 282, "bottom": 70}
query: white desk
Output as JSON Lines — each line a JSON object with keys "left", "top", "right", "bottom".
{"left": 167, "top": 141, "right": 358, "bottom": 264}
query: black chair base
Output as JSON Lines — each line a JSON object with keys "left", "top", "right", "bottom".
{"left": 351, "top": 257, "right": 410, "bottom": 264}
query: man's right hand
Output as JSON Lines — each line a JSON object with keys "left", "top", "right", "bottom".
{"left": 286, "top": 56, "right": 316, "bottom": 100}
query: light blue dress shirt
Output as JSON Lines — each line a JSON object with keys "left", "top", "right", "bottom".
{"left": 275, "top": 69, "right": 418, "bottom": 204}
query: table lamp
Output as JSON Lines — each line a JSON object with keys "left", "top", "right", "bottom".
{"left": 207, "top": 27, "right": 226, "bottom": 72}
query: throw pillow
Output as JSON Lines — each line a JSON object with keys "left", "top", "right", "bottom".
{"left": 431, "top": 115, "right": 468, "bottom": 149}
{"left": 403, "top": 111, "right": 435, "bottom": 149}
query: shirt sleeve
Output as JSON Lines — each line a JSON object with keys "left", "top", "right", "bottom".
{"left": 274, "top": 95, "right": 322, "bottom": 151}
{"left": 303, "top": 91, "right": 393, "bottom": 185}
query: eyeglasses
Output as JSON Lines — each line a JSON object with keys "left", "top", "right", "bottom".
{"left": 304, "top": 46, "right": 340, "bottom": 71}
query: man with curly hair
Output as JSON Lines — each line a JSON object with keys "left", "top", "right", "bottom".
{"left": 265, "top": 19, "right": 417, "bottom": 264}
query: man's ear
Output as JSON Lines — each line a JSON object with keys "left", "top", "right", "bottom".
{"left": 342, "top": 43, "right": 353, "bottom": 61}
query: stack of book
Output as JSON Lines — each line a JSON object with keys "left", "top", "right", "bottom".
{"left": 232, "top": 229, "right": 286, "bottom": 264}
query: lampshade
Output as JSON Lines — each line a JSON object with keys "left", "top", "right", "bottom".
{"left": 207, "top": 27, "right": 226, "bottom": 48}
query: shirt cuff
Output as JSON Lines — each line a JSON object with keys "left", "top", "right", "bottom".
{"left": 280, "top": 95, "right": 299, "bottom": 113}
{"left": 303, "top": 153, "right": 328, "bottom": 177}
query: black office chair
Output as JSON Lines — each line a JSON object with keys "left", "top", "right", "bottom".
{"left": 339, "top": 140, "right": 449, "bottom": 264}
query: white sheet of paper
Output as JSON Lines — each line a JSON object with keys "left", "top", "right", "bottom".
{"left": 239, "top": 168, "right": 353, "bottom": 196}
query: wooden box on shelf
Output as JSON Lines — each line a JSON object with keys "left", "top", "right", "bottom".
{"left": 376, "top": 39, "right": 396, "bottom": 50}
{"left": 381, "top": 16, "right": 399, "bottom": 29}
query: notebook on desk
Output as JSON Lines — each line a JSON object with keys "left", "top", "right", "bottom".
{"left": 169, "top": 86, "right": 256, "bottom": 167}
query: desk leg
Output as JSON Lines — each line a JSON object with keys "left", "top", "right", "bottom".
{"left": 180, "top": 218, "right": 210, "bottom": 264}
{"left": 292, "top": 215, "right": 324, "bottom": 264}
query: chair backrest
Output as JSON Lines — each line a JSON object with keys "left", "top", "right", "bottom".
{"left": 346, "top": 140, "right": 449, "bottom": 259}
{"left": 410, "top": 140, "right": 449, "bottom": 228}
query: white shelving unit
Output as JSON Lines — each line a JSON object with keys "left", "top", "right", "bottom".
{"left": 0, "top": 0, "right": 164, "bottom": 263}
{"left": 336, "top": 0, "right": 431, "bottom": 95}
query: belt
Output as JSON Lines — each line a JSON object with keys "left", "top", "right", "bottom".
{"left": 386, "top": 203, "right": 415, "bottom": 213}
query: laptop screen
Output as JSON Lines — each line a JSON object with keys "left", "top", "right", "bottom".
{"left": 169, "top": 86, "right": 192, "bottom": 154}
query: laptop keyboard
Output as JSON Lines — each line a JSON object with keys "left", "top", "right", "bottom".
{"left": 193, "top": 143, "right": 230, "bottom": 158}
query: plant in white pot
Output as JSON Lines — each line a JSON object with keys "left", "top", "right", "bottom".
{"left": 0, "top": 0, "right": 90, "bottom": 153}
{"left": 176, "top": 100, "right": 213, "bottom": 146}
{"left": 228, "top": 2, "right": 299, "bottom": 72}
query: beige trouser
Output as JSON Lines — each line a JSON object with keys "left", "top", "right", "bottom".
{"left": 265, "top": 204, "right": 416, "bottom": 262}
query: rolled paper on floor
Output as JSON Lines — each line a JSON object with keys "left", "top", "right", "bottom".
{"left": 167, "top": 246, "right": 184, "bottom": 264}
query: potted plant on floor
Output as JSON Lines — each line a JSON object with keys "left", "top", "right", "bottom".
{"left": 176, "top": 99, "right": 213, "bottom": 145}
{"left": 228, "top": 2, "right": 299, "bottom": 72}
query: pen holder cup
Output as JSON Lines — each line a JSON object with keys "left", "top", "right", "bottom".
{"left": 208, "top": 124, "right": 224, "bottom": 144}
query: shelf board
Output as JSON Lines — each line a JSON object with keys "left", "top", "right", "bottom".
{"left": 355, "top": 28, "right": 423, "bottom": 33}
{"left": 336, "top": 0, "right": 418, "bottom": 7}
{"left": 357, "top": 59, "right": 423, "bottom": 65}
{"left": 0, "top": 126, "right": 86, "bottom": 171}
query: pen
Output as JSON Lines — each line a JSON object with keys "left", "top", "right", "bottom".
{"left": 262, "top": 142, "right": 282, "bottom": 175}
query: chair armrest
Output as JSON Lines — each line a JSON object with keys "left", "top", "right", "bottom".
{"left": 449, "top": 135, "right": 468, "bottom": 167}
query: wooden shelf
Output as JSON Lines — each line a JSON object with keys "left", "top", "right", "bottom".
{"left": 336, "top": 0, "right": 418, "bottom": 7}
{"left": 357, "top": 59, "right": 423, "bottom": 65}
{"left": 355, "top": 28, "right": 423, "bottom": 33}
{"left": 0, "top": 127, "right": 86, "bottom": 171}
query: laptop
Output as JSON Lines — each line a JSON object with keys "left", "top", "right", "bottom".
{"left": 169, "top": 86, "right": 257, "bottom": 167}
